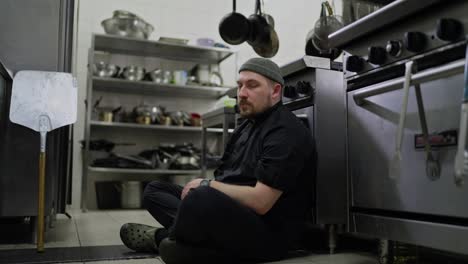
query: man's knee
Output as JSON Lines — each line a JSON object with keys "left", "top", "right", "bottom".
{"left": 143, "top": 180, "right": 165, "bottom": 201}
{"left": 181, "top": 186, "right": 221, "bottom": 214}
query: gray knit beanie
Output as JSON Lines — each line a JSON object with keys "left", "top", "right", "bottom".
{"left": 239, "top": 58, "right": 284, "bottom": 86}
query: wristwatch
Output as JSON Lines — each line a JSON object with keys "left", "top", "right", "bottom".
{"left": 199, "top": 179, "right": 211, "bottom": 187}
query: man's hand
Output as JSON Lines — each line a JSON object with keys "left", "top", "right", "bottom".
{"left": 181, "top": 178, "right": 203, "bottom": 200}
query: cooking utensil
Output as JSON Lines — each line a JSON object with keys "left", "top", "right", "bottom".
{"left": 145, "top": 68, "right": 163, "bottom": 83}
{"left": 82, "top": 139, "right": 135, "bottom": 152}
{"left": 247, "top": 0, "right": 270, "bottom": 47}
{"left": 101, "top": 10, "right": 154, "bottom": 39}
{"left": 219, "top": 0, "right": 251, "bottom": 45}
{"left": 454, "top": 44, "right": 468, "bottom": 186}
{"left": 93, "top": 62, "right": 120, "bottom": 78}
{"left": 194, "top": 65, "right": 210, "bottom": 86}
{"left": 209, "top": 71, "right": 224, "bottom": 86}
{"left": 248, "top": 0, "right": 279, "bottom": 58}
{"left": 305, "top": 1, "right": 343, "bottom": 60}
{"left": 253, "top": 27, "right": 279, "bottom": 58}
{"left": 414, "top": 84, "right": 440, "bottom": 180}
{"left": 98, "top": 106, "right": 122, "bottom": 122}
{"left": 9, "top": 71, "right": 77, "bottom": 252}
{"left": 133, "top": 104, "right": 166, "bottom": 124}
{"left": 389, "top": 61, "right": 413, "bottom": 180}
{"left": 121, "top": 65, "right": 145, "bottom": 81}
{"left": 170, "top": 111, "right": 192, "bottom": 126}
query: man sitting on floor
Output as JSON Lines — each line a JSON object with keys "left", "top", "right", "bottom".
{"left": 120, "top": 57, "right": 316, "bottom": 263}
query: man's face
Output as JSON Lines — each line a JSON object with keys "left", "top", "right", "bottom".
{"left": 237, "top": 71, "right": 278, "bottom": 118}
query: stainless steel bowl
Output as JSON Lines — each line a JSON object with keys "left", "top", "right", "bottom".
{"left": 93, "top": 61, "right": 120, "bottom": 78}
{"left": 146, "top": 68, "right": 163, "bottom": 83}
{"left": 101, "top": 11, "right": 154, "bottom": 39}
{"left": 121, "top": 65, "right": 145, "bottom": 81}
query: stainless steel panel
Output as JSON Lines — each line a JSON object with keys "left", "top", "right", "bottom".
{"left": 352, "top": 59, "right": 465, "bottom": 104}
{"left": 94, "top": 34, "right": 234, "bottom": 64}
{"left": 93, "top": 77, "right": 230, "bottom": 98}
{"left": 352, "top": 213, "right": 468, "bottom": 255}
{"left": 341, "top": 1, "right": 468, "bottom": 78}
{"left": 0, "top": 0, "right": 60, "bottom": 72}
{"left": 281, "top": 56, "right": 331, "bottom": 77}
{"left": 347, "top": 72, "right": 468, "bottom": 217}
{"left": 329, "top": 0, "right": 441, "bottom": 49}
{"left": 315, "top": 69, "right": 347, "bottom": 224}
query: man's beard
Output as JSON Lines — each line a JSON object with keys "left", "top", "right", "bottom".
{"left": 238, "top": 99, "right": 272, "bottom": 118}
{"left": 238, "top": 101, "right": 254, "bottom": 118}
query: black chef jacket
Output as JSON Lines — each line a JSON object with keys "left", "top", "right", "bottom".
{"left": 214, "top": 102, "right": 316, "bottom": 243}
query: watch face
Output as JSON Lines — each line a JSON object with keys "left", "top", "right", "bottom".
{"left": 200, "top": 179, "right": 210, "bottom": 187}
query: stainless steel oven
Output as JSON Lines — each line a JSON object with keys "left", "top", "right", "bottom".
{"left": 330, "top": 0, "right": 468, "bottom": 255}
{"left": 280, "top": 57, "right": 346, "bottom": 253}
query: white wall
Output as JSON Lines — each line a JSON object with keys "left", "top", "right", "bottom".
{"left": 71, "top": 0, "right": 342, "bottom": 209}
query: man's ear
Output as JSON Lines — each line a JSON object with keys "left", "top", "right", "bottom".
{"left": 272, "top": 83, "right": 282, "bottom": 101}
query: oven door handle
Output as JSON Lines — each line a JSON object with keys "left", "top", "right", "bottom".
{"left": 353, "top": 59, "right": 465, "bottom": 105}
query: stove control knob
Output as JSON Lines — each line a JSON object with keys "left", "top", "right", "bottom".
{"left": 296, "top": 81, "right": 312, "bottom": 95}
{"left": 404, "top": 31, "right": 427, "bottom": 52}
{"left": 386, "top": 40, "right": 402, "bottom": 57}
{"left": 436, "top": 18, "right": 462, "bottom": 42}
{"left": 283, "top": 85, "right": 298, "bottom": 98}
{"left": 346, "top": 55, "right": 364, "bottom": 72}
{"left": 368, "top": 46, "right": 387, "bottom": 65}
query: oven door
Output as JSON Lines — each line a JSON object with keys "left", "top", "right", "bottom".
{"left": 347, "top": 60, "right": 468, "bottom": 219}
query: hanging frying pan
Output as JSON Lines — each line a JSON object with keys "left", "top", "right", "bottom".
{"left": 219, "top": 0, "right": 250, "bottom": 45}
{"left": 248, "top": 0, "right": 279, "bottom": 57}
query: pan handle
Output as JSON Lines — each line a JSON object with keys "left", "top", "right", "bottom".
{"left": 37, "top": 151, "right": 46, "bottom": 252}
{"left": 353, "top": 59, "right": 465, "bottom": 105}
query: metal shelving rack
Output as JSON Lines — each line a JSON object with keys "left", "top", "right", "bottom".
{"left": 82, "top": 34, "right": 236, "bottom": 210}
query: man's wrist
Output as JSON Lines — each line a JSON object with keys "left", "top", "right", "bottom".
{"left": 199, "top": 179, "right": 211, "bottom": 187}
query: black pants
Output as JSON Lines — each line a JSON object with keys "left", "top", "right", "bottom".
{"left": 143, "top": 180, "right": 287, "bottom": 262}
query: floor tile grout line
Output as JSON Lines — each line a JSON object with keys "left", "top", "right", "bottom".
{"left": 73, "top": 216, "right": 83, "bottom": 248}
{"left": 105, "top": 210, "right": 124, "bottom": 226}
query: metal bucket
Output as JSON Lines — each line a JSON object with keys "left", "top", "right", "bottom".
{"left": 120, "top": 181, "right": 142, "bottom": 209}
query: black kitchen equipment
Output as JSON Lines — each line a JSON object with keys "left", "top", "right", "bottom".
{"left": 283, "top": 85, "right": 298, "bottom": 99}
{"left": 247, "top": 0, "right": 279, "bottom": 58}
{"left": 218, "top": 0, "right": 278, "bottom": 57}
{"left": 92, "top": 153, "right": 153, "bottom": 169}
{"left": 219, "top": 0, "right": 250, "bottom": 45}
{"left": 246, "top": 0, "right": 269, "bottom": 47}
{"left": 81, "top": 139, "right": 135, "bottom": 152}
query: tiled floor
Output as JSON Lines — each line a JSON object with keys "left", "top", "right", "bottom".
{"left": 0, "top": 209, "right": 378, "bottom": 264}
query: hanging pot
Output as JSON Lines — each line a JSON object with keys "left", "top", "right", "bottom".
{"left": 305, "top": 1, "right": 343, "bottom": 60}
{"left": 248, "top": 0, "right": 279, "bottom": 58}
{"left": 219, "top": 0, "right": 251, "bottom": 45}
{"left": 247, "top": 0, "right": 269, "bottom": 47}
